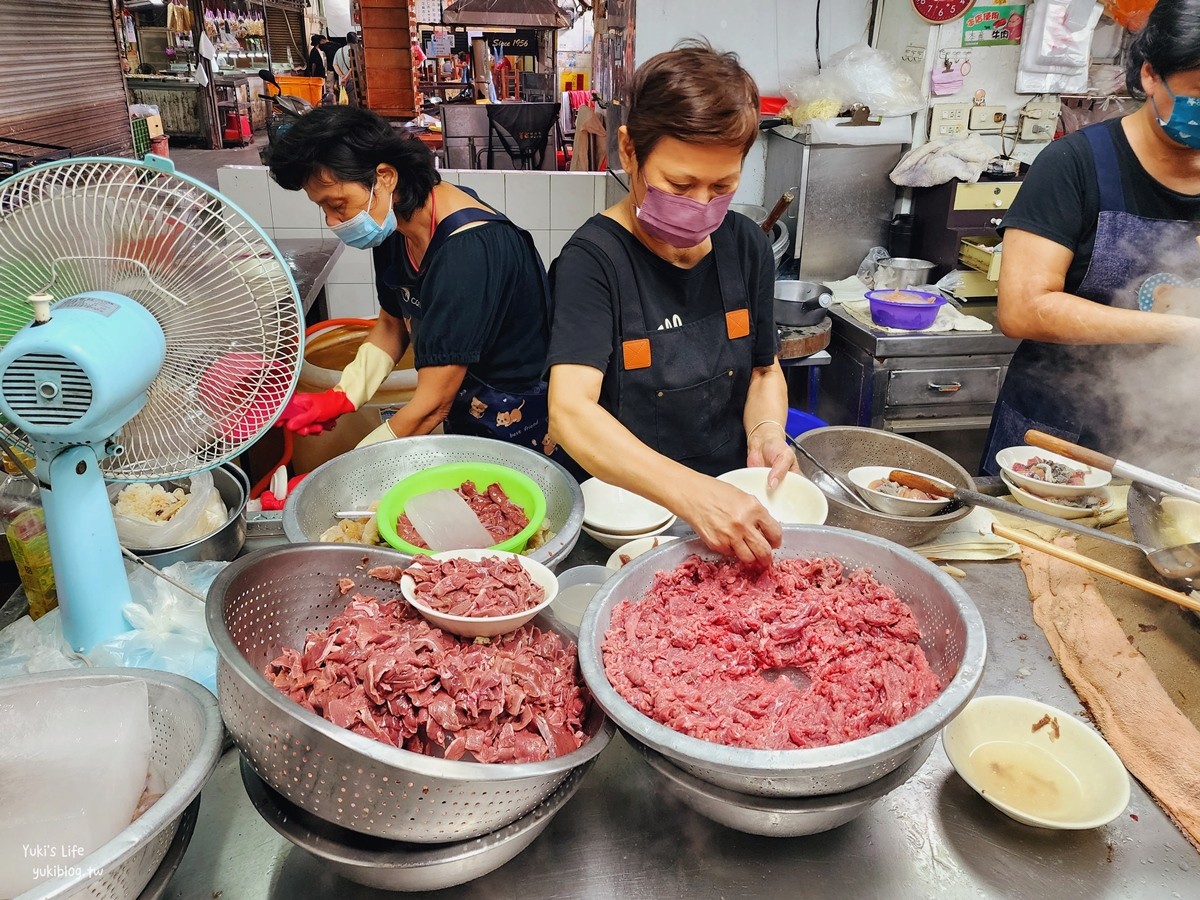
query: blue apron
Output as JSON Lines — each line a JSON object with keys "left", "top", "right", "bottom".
{"left": 981, "top": 123, "right": 1200, "bottom": 474}
{"left": 567, "top": 219, "right": 755, "bottom": 477}
{"left": 382, "top": 188, "right": 577, "bottom": 472}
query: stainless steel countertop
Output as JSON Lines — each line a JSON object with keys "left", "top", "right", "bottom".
{"left": 271, "top": 238, "right": 344, "bottom": 315}
{"left": 829, "top": 301, "right": 1021, "bottom": 358}
{"left": 162, "top": 532, "right": 1200, "bottom": 899}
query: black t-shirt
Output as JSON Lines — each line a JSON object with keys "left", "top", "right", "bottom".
{"left": 373, "top": 222, "right": 549, "bottom": 390}
{"left": 306, "top": 48, "right": 326, "bottom": 78}
{"left": 546, "top": 213, "right": 778, "bottom": 385}
{"left": 1001, "top": 116, "right": 1200, "bottom": 293}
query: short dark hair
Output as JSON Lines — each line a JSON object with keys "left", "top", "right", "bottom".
{"left": 626, "top": 39, "right": 760, "bottom": 165}
{"left": 265, "top": 107, "right": 440, "bottom": 220}
{"left": 346, "top": 32, "right": 358, "bottom": 43}
{"left": 1126, "top": 0, "right": 1200, "bottom": 98}
{"left": 311, "top": 35, "right": 325, "bottom": 47}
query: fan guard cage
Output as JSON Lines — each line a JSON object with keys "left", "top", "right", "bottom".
{"left": 0, "top": 157, "right": 304, "bottom": 481}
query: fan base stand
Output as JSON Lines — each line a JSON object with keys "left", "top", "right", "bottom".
{"left": 40, "top": 445, "right": 133, "bottom": 653}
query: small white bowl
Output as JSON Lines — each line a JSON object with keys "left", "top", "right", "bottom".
{"left": 581, "top": 517, "right": 677, "bottom": 551}
{"left": 1000, "top": 472, "right": 1112, "bottom": 521}
{"left": 605, "top": 535, "right": 679, "bottom": 571}
{"left": 942, "top": 695, "right": 1130, "bottom": 830}
{"left": 714, "top": 469, "right": 829, "bottom": 525}
{"left": 845, "top": 466, "right": 955, "bottom": 517}
{"left": 399, "top": 549, "right": 559, "bottom": 639}
{"left": 580, "top": 477, "right": 673, "bottom": 535}
{"left": 552, "top": 564, "right": 613, "bottom": 629}
{"left": 995, "top": 446, "right": 1112, "bottom": 500}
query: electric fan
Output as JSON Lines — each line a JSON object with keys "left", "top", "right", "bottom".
{"left": 0, "top": 156, "right": 304, "bottom": 652}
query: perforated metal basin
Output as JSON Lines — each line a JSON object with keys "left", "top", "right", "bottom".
{"left": 207, "top": 543, "right": 614, "bottom": 843}
{"left": 283, "top": 435, "right": 583, "bottom": 571}
{"left": 0, "top": 670, "right": 222, "bottom": 900}
{"left": 578, "top": 527, "right": 986, "bottom": 797}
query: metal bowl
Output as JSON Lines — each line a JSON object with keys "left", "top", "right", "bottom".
{"left": 283, "top": 435, "right": 583, "bottom": 571}
{"left": 794, "top": 427, "right": 975, "bottom": 546}
{"left": 631, "top": 735, "right": 934, "bottom": 837}
{"left": 0, "top": 669, "right": 222, "bottom": 900}
{"left": 206, "top": 543, "right": 615, "bottom": 842}
{"left": 774, "top": 280, "right": 832, "bottom": 327}
{"left": 730, "top": 203, "right": 768, "bottom": 225}
{"left": 127, "top": 463, "right": 249, "bottom": 567}
{"left": 241, "top": 755, "right": 592, "bottom": 891}
{"left": 577, "top": 527, "right": 986, "bottom": 797}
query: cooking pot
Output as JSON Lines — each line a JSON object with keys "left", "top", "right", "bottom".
{"left": 774, "top": 280, "right": 833, "bottom": 327}
{"left": 876, "top": 257, "right": 935, "bottom": 290}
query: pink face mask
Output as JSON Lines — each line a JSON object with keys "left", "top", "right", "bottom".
{"left": 634, "top": 176, "right": 734, "bottom": 248}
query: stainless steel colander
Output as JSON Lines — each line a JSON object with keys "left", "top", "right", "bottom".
{"left": 206, "top": 543, "right": 615, "bottom": 843}
{"left": 282, "top": 435, "right": 584, "bottom": 571}
{"left": 3, "top": 669, "right": 222, "bottom": 900}
{"left": 578, "top": 527, "right": 986, "bottom": 797}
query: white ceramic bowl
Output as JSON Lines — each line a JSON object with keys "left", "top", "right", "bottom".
{"left": 580, "top": 478, "right": 673, "bottom": 535}
{"left": 1000, "top": 472, "right": 1112, "bottom": 521}
{"left": 581, "top": 517, "right": 677, "bottom": 551}
{"left": 552, "top": 564, "right": 613, "bottom": 629}
{"left": 846, "top": 466, "right": 955, "bottom": 517}
{"left": 995, "top": 446, "right": 1112, "bottom": 499}
{"left": 606, "top": 535, "right": 680, "bottom": 571}
{"left": 942, "top": 695, "right": 1130, "bottom": 829}
{"left": 715, "top": 469, "right": 829, "bottom": 525}
{"left": 399, "top": 549, "right": 559, "bottom": 638}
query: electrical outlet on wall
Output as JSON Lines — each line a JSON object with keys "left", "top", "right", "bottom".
{"left": 1019, "top": 100, "right": 1061, "bottom": 142}
{"left": 930, "top": 102, "right": 972, "bottom": 138}
{"left": 968, "top": 106, "right": 1008, "bottom": 133}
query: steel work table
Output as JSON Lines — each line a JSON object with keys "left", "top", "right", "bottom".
{"left": 162, "top": 536, "right": 1200, "bottom": 899}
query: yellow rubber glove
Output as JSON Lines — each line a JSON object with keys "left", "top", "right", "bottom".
{"left": 356, "top": 419, "right": 397, "bottom": 447}
{"left": 336, "top": 341, "right": 396, "bottom": 409}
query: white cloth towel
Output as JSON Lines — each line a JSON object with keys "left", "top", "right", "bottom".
{"left": 913, "top": 508, "right": 1021, "bottom": 561}
{"left": 889, "top": 134, "right": 996, "bottom": 187}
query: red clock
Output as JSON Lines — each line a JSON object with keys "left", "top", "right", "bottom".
{"left": 911, "top": 0, "right": 975, "bottom": 24}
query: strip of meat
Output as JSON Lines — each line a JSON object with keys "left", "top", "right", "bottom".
{"left": 405, "top": 555, "right": 543, "bottom": 617}
{"left": 395, "top": 480, "right": 529, "bottom": 549}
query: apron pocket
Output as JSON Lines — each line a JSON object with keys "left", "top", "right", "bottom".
{"left": 653, "top": 369, "right": 738, "bottom": 463}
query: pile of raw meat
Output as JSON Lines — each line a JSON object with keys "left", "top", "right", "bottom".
{"left": 397, "top": 480, "right": 529, "bottom": 549}
{"left": 602, "top": 555, "right": 943, "bottom": 750}
{"left": 1012, "top": 456, "right": 1087, "bottom": 486}
{"left": 868, "top": 477, "right": 938, "bottom": 501}
{"left": 265, "top": 576, "right": 588, "bottom": 763}
{"left": 405, "top": 555, "right": 544, "bottom": 617}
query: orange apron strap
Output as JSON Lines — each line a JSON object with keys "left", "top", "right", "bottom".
{"left": 622, "top": 338, "right": 652, "bottom": 370}
{"left": 725, "top": 308, "right": 750, "bottom": 340}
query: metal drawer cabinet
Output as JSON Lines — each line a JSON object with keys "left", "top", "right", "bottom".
{"left": 885, "top": 365, "right": 1004, "bottom": 407}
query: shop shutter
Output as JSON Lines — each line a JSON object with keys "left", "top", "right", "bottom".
{"left": 0, "top": 0, "right": 132, "bottom": 158}
{"left": 265, "top": 2, "right": 307, "bottom": 68}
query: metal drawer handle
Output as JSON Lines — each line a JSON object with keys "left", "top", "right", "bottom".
{"left": 928, "top": 381, "right": 962, "bottom": 393}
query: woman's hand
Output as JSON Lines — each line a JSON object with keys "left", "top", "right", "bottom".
{"left": 747, "top": 423, "right": 798, "bottom": 489}
{"left": 680, "top": 479, "right": 782, "bottom": 567}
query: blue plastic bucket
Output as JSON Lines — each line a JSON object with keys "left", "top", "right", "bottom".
{"left": 785, "top": 407, "right": 827, "bottom": 439}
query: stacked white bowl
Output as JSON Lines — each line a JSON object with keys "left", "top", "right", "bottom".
{"left": 580, "top": 478, "right": 676, "bottom": 550}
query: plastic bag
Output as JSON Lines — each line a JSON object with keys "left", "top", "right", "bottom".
{"left": 783, "top": 71, "right": 849, "bottom": 123}
{"left": 87, "top": 560, "right": 227, "bottom": 693}
{"left": 109, "top": 471, "right": 226, "bottom": 550}
{"left": 857, "top": 247, "right": 892, "bottom": 289}
{"left": 826, "top": 45, "right": 923, "bottom": 117}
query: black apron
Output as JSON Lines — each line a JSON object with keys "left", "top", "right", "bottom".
{"left": 383, "top": 189, "right": 574, "bottom": 470}
{"left": 981, "top": 123, "right": 1200, "bottom": 474}
{"left": 571, "top": 219, "right": 755, "bottom": 477}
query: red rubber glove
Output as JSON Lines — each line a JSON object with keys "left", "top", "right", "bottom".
{"left": 259, "top": 475, "right": 307, "bottom": 511}
{"left": 279, "top": 389, "right": 356, "bottom": 435}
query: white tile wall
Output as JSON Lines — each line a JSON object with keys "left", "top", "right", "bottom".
{"left": 325, "top": 283, "right": 379, "bottom": 320}
{"left": 550, "top": 173, "right": 595, "bottom": 231}
{"left": 217, "top": 165, "right": 610, "bottom": 277}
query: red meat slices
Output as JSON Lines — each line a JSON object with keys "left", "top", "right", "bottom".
{"left": 405, "top": 555, "right": 544, "bottom": 618}
{"left": 396, "top": 480, "right": 530, "bottom": 550}
{"left": 265, "top": 592, "right": 588, "bottom": 763}
{"left": 602, "top": 555, "right": 943, "bottom": 750}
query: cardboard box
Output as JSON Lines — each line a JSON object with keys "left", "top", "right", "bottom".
{"left": 143, "top": 114, "right": 164, "bottom": 137}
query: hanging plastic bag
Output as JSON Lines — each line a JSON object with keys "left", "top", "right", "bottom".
{"left": 783, "top": 70, "right": 850, "bottom": 123}
{"left": 857, "top": 247, "right": 892, "bottom": 289}
{"left": 338, "top": 84, "right": 349, "bottom": 105}
{"left": 825, "top": 45, "right": 923, "bottom": 117}
{"left": 108, "top": 471, "right": 226, "bottom": 550}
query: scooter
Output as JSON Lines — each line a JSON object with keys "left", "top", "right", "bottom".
{"left": 258, "top": 70, "right": 314, "bottom": 163}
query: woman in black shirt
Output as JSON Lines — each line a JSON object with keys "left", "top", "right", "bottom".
{"left": 306, "top": 35, "right": 327, "bottom": 79}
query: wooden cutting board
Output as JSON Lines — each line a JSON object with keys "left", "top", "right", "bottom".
{"left": 778, "top": 319, "right": 831, "bottom": 360}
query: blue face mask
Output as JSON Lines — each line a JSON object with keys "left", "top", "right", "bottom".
{"left": 1152, "top": 81, "right": 1200, "bottom": 149}
{"left": 330, "top": 181, "right": 397, "bottom": 249}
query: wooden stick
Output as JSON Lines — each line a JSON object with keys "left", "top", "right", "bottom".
{"left": 992, "top": 523, "right": 1200, "bottom": 614}
{"left": 1023, "top": 429, "right": 1117, "bottom": 473}
{"left": 888, "top": 469, "right": 956, "bottom": 499}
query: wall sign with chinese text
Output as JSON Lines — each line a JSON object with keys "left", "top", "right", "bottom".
{"left": 962, "top": 3, "right": 1025, "bottom": 45}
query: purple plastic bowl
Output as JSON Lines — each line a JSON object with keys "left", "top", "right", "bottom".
{"left": 865, "top": 289, "right": 946, "bottom": 330}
